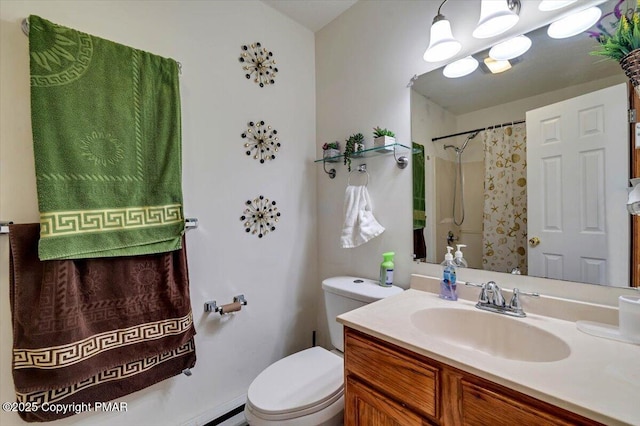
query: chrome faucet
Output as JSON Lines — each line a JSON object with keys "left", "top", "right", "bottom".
{"left": 465, "top": 281, "right": 539, "bottom": 318}
{"left": 485, "top": 281, "right": 505, "bottom": 307}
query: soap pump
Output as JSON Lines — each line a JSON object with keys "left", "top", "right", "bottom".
{"left": 454, "top": 244, "right": 468, "bottom": 268}
{"left": 439, "top": 246, "right": 457, "bottom": 301}
{"left": 379, "top": 252, "right": 395, "bottom": 287}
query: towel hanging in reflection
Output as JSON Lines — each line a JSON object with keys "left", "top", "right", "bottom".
{"left": 341, "top": 185, "right": 385, "bottom": 248}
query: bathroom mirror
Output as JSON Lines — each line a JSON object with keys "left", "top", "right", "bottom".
{"left": 411, "top": 0, "right": 636, "bottom": 287}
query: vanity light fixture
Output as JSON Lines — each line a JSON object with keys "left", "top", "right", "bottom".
{"left": 489, "top": 35, "right": 531, "bottom": 60}
{"left": 423, "top": 0, "right": 462, "bottom": 62}
{"left": 538, "top": 0, "right": 577, "bottom": 12}
{"left": 547, "top": 6, "right": 602, "bottom": 39}
{"left": 473, "top": 0, "right": 521, "bottom": 39}
{"left": 443, "top": 56, "right": 479, "bottom": 78}
{"left": 483, "top": 57, "right": 512, "bottom": 74}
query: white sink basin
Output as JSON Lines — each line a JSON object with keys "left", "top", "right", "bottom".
{"left": 410, "top": 307, "right": 571, "bottom": 362}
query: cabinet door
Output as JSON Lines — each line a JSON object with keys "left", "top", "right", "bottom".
{"left": 345, "top": 377, "right": 431, "bottom": 426}
{"left": 458, "top": 379, "right": 599, "bottom": 426}
{"left": 345, "top": 329, "right": 439, "bottom": 420}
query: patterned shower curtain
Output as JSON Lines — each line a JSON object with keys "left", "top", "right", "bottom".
{"left": 482, "top": 124, "right": 528, "bottom": 274}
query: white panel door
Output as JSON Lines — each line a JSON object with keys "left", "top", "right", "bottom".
{"left": 526, "top": 83, "right": 629, "bottom": 286}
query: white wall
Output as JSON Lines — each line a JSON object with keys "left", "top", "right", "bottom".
{"left": 456, "top": 74, "right": 627, "bottom": 131}
{"left": 315, "top": 0, "right": 429, "bottom": 347}
{"left": 0, "top": 1, "right": 316, "bottom": 425}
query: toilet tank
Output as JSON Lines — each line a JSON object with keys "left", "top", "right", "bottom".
{"left": 322, "top": 276, "right": 403, "bottom": 352}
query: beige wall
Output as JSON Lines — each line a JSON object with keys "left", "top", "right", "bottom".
{"left": 0, "top": 1, "right": 316, "bottom": 425}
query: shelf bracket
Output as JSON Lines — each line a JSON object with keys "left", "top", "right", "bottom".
{"left": 322, "top": 160, "right": 336, "bottom": 179}
{"left": 393, "top": 145, "right": 409, "bottom": 169}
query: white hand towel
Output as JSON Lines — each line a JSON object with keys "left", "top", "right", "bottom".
{"left": 341, "top": 185, "right": 385, "bottom": 248}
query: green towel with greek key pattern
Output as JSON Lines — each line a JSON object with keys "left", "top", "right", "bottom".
{"left": 29, "top": 15, "right": 184, "bottom": 260}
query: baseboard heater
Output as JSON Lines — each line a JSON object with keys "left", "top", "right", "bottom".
{"left": 204, "top": 404, "right": 245, "bottom": 426}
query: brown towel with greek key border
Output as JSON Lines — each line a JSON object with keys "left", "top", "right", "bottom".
{"left": 9, "top": 223, "right": 196, "bottom": 422}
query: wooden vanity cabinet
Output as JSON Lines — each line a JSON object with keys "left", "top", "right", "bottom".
{"left": 344, "top": 327, "right": 603, "bottom": 426}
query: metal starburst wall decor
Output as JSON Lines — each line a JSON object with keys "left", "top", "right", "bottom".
{"left": 240, "top": 196, "right": 280, "bottom": 238}
{"left": 239, "top": 42, "right": 278, "bottom": 87}
{"left": 241, "top": 121, "right": 280, "bottom": 163}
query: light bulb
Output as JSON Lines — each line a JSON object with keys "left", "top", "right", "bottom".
{"left": 443, "top": 56, "right": 479, "bottom": 78}
{"left": 473, "top": 0, "right": 520, "bottom": 39}
{"left": 489, "top": 35, "right": 531, "bottom": 60}
{"left": 424, "top": 17, "right": 462, "bottom": 62}
{"left": 538, "top": 0, "right": 577, "bottom": 12}
{"left": 547, "top": 6, "right": 602, "bottom": 39}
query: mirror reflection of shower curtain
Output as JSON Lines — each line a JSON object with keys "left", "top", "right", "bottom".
{"left": 482, "top": 124, "right": 528, "bottom": 274}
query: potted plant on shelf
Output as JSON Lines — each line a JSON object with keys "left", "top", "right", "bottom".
{"left": 344, "top": 133, "right": 364, "bottom": 172}
{"left": 591, "top": 9, "right": 640, "bottom": 96}
{"left": 373, "top": 126, "right": 396, "bottom": 150}
{"left": 322, "top": 141, "right": 341, "bottom": 162}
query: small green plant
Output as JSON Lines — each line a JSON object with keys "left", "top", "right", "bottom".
{"left": 373, "top": 126, "right": 395, "bottom": 138}
{"left": 344, "top": 133, "right": 364, "bottom": 172}
{"left": 322, "top": 141, "right": 340, "bottom": 150}
{"left": 591, "top": 10, "right": 640, "bottom": 62}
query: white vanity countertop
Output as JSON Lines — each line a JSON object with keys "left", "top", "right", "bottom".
{"left": 337, "top": 288, "right": 640, "bottom": 426}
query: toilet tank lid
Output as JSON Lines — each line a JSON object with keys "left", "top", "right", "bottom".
{"left": 322, "top": 276, "right": 403, "bottom": 303}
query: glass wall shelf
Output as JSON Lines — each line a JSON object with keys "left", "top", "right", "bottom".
{"left": 314, "top": 143, "right": 417, "bottom": 163}
{"left": 315, "top": 143, "right": 419, "bottom": 179}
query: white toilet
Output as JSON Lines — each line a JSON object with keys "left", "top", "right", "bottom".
{"left": 244, "top": 276, "right": 403, "bottom": 425}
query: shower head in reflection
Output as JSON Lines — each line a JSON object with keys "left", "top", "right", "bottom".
{"left": 444, "top": 130, "right": 480, "bottom": 227}
{"left": 444, "top": 130, "right": 480, "bottom": 154}
{"left": 461, "top": 130, "right": 480, "bottom": 152}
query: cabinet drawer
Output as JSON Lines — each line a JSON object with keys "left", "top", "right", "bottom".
{"left": 345, "top": 328, "right": 439, "bottom": 420}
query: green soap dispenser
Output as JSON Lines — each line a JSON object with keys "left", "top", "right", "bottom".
{"left": 379, "top": 252, "right": 395, "bottom": 287}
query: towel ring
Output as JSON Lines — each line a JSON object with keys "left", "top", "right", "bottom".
{"left": 348, "top": 164, "right": 370, "bottom": 186}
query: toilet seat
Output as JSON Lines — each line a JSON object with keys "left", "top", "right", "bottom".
{"left": 246, "top": 347, "right": 343, "bottom": 422}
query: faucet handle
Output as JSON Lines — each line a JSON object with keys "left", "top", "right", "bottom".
{"left": 509, "top": 288, "right": 540, "bottom": 311}
{"left": 486, "top": 281, "right": 505, "bottom": 307}
{"left": 465, "top": 282, "right": 489, "bottom": 303}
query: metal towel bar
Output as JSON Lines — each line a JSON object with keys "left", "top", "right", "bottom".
{"left": 0, "top": 218, "right": 199, "bottom": 235}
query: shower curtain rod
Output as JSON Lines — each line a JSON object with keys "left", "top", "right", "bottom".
{"left": 432, "top": 119, "right": 525, "bottom": 142}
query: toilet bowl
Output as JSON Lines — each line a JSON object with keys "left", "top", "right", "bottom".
{"left": 244, "top": 277, "right": 403, "bottom": 425}
{"left": 244, "top": 347, "right": 344, "bottom": 426}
